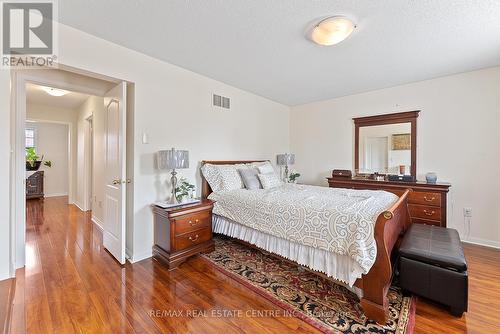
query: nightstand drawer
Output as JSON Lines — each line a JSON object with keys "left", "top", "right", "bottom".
{"left": 174, "top": 228, "right": 211, "bottom": 251}
{"left": 175, "top": 211, "right": 211, "bottom": 235}
{"left": 409, "top": 191, "right": 442, "bottom": 207}
{"left": 409, "top": 204, "right": 441, "bottom": 221}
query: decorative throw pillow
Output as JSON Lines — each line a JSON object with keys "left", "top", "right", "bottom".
{"left": 201, "top": 164, "right": 224, "bottom": 192}
{"left": 255, "top": 161, "right": 275, "bottom": 175}
{"left": 238, "top": 168, "right": 262, "bottom": 190}
{"left": 258, "top": 173, "right": 282, "bottom": 189}
{"left": 219, "top": 165, "right": 245, "bottom": 190}
{"left": 201, "top": 164, "right": 244, "bottom": 192}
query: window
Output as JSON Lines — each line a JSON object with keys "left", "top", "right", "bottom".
{"left": 25, "top": 128, "right": 36, "bottom": 148}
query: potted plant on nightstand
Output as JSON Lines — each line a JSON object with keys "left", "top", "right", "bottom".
{"left": 175, "top": 178, "right": 196, "bottom": 202}
{"left": 288, "top": 171, "right": 301, "bottom": 184}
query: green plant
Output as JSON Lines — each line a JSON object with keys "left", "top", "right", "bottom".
{"left": 26, "top": 147, "right": 39, "bottom": 167}
{"left": 175, "top": 178, "right": 195, "bottom": 201}
{"left": 288, "top": 171, "right": 301, "bottom": 183}
{"left": 26, "top": 147, "right": 52, "bottom": 168}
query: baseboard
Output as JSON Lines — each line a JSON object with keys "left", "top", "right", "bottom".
{"left": 72, "top": 201, "right": 85, "bottom": 212}
{"left": 91, "top": 216, "right": 104, "bottom": 232}
{"left": 463, "top": 237, "right": 500, "bottom": 250}
{"left": 45, "top": 192, "right": 68, "bottom": 198}
{"left": 127, "top": 249, "right": 152, "bottom": 264}
{"left": 126, "top": 248, "right": 133, "bottom": 261}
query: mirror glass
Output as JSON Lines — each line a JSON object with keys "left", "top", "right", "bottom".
{"left": 358, "top": 123, "right": 412, "bottom": 175}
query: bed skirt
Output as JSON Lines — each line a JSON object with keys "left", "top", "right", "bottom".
{"left": 212, "top": 214, "right": 365, "bottom": 287}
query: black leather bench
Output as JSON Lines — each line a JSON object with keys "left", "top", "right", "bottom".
{"left": 399, "top": 224, "right": 468, "bottom": 316}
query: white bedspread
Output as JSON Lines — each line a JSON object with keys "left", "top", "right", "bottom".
{"left": 208, "top": 184, "right": 398, "bottom": 281}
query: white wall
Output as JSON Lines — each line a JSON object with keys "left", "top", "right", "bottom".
{"left": 75, "top": 95, "right": 105, "bottom": 226}
{"left": 26, "top": 122, "right": 69, "bottom": 197}
{"left": 0, "top": 21, "right": 290, "bottom": 278}
{"left": 1, "top": 69, "right": 11, "bottom": 279}
{"left": 290, "top": 66, "right": 500, "bottom": 247}
{"left": 27, "top": 104, "right": 78, "bottom": 202}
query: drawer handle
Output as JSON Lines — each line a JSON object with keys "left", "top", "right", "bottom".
{"left": 424, "top": 210, "right": 435, "bottom": 216}
{"left": 189, "top": 234, "right": 199, "bottom": 242}
{"left": 188, "top": 219, "right": 200, "bottom": 226}
{"left": 423, "top": 196, "right": 436, "bottom": 202}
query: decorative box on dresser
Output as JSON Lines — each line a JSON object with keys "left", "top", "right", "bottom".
{"left": 152, "top": 199, "right": 215, "bottom": 269}
{"left": 327, "top": 177, "right": 451, "bottom": 227}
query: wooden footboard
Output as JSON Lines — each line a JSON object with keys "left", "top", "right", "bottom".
{"left": 358, "top": 189, "right": 411, "bottom": 324}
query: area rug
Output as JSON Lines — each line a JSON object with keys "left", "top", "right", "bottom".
{"left": 202, "top": 235, "right": 415, "bottom": 334}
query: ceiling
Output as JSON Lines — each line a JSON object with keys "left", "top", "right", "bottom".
{"left": 59, "top": 1, "right": 500, "bottom": 106}
{"left": 26, "top": 83, "right": 91, "bottom": 109}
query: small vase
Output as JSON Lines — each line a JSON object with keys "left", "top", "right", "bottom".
{"left": 425, "top": 172, "right": 437, "bottom": 184}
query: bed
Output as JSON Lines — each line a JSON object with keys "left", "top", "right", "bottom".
{"left": 201, "top": 160, "right": 411, "bottom": 324}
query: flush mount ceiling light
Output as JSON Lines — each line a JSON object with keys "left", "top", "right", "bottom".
{"left": 42, "top": 86, "right": 69, "bottom": 97}
{"left": 311, "top": 16, "right": 356, "bottom": 46}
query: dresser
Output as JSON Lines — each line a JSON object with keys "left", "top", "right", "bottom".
{"left": 152, "top": 199, "right": 215, "bottom": 269}
{"left": 327, "top": 177, "right": 451, "bottom": 227}
{"left": 26, "top": 171, "right": 44, "bottom": 199}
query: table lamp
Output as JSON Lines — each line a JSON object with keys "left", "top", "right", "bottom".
{"left": 158, "top": 148, "right": 189, "bottom": 204}
{"left": 276, "top": 153, "right": 295, "bottom": 182}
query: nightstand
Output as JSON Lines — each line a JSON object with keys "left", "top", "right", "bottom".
{"left": 152, "top": 199, "right": 215, "bottom": 269}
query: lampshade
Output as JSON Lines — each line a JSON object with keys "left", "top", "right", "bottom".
{"left": 157, "top": 148, "right": 189, "bottom": 170}
{"left": 276, "top": 153, "right": 295, "bottom": 166}
{"left": 311, "top": 16, "right": 356, "bottom": 46}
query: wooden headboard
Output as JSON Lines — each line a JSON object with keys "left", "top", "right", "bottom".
{"left": 200, "top": 160, "right": 268, "bottom": 199}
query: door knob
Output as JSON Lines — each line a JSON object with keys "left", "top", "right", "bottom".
{"left": 112, "top": 179, "right": 121, "bottom": 185}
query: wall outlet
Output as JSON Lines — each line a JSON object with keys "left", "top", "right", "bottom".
{"left": 463, "top": 207, "right": 472, "bottom": 218}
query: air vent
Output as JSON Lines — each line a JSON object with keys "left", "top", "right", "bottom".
{"left": 213, "top": 94, "right": 230, "bottom": 110}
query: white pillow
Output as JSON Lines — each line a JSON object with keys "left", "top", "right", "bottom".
{"left": 254, "top": 161, "right": 275, "bottom": 175}
{"left": 258, "top": 173, "right": 282, "bottom": 189}
{"left": 201, "top": 164, "right": 245, "bottom": 192}
{"left": 220, "top": 165, "right": 245, "bottom": 190}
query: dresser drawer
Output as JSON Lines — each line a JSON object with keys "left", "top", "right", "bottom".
{"left": 409, "top": 191, "right": 442, "bottom": 207}
{"left": 412, "top": 218, "right": 442, "bottom": 227}
{"left": 409, "top": 204, "right": 441, "bottom": 221}
{"left": 174, "top": 227, "right": 211, "bottom": 251}
{"left": 175, "top": 211, "right": 211, "bottom": 235}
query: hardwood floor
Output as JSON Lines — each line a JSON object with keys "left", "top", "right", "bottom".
{"left": 3, "top": 196, "right": 500, "bottom": 333}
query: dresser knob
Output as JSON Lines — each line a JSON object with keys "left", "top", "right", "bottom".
{"left": 424, "top": 210, "right": 435, "bottom": 216}
{"left": 423, "top": 196, "right": 436, "bottom": 202}
{"left": 189, "top": 234, "right": 199, "bottom": 242}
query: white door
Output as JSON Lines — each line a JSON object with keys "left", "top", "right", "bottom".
{"left": 103, "top": 82, "right": 127, "bottom": 264}
{"left": 365, "top": 137, "right": 388, "bottom": 173}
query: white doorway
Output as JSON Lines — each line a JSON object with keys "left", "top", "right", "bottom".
{"left": 364, "top": 136, "right": 389, "bottom": 173}
{"left": 11, "top": 66, "right": 131, "bottom": 272}
{"left": 24, "top": 120, "right": 71, "bottom": 198}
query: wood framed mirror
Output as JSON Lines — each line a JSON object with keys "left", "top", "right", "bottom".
{"left": 354, "top": 111, "right": 419, "bottom": 178}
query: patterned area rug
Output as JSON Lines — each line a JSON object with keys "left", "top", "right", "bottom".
{"left": 202, "top": 236, "right": 415, "bottom": 334}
